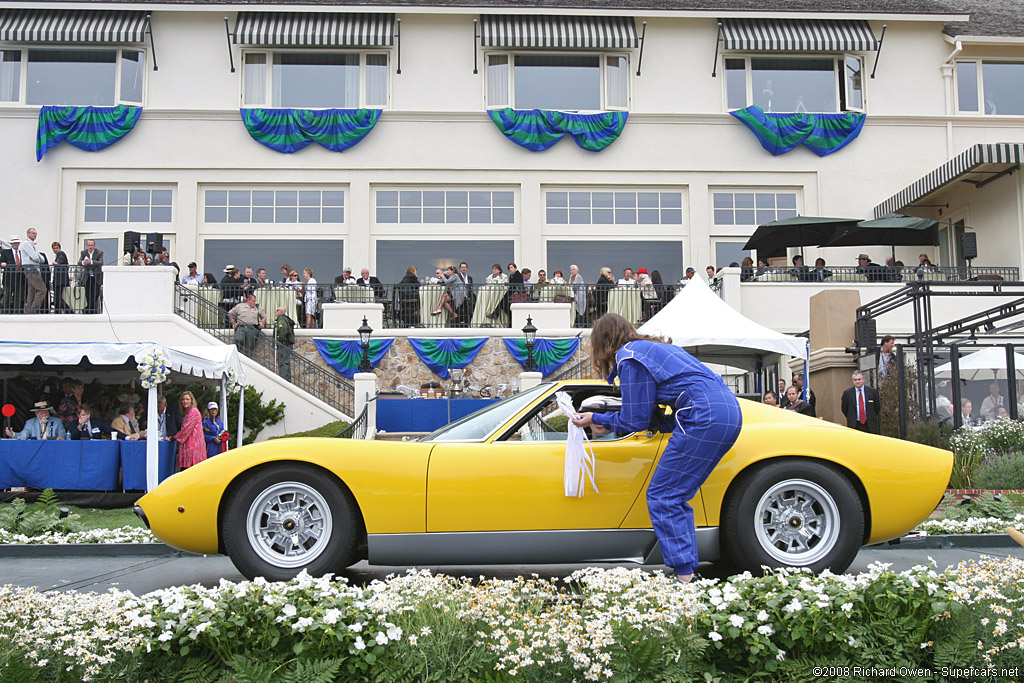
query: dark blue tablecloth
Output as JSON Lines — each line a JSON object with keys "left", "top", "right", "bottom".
{"left": 0, "top": 440, "right": 120, "bottom": 490}
{"left": 120, "top": 440, "right": 176, "bottom": 491}
{"left": 376, "top": 398, "right": 499, "bottom": 432}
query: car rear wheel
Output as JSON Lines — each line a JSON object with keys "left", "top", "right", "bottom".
{"left": 721, "top": 460, "right": 863, "bottom": 575}
{"left": 222, "top": 464, "right": 359, "bottom": 581}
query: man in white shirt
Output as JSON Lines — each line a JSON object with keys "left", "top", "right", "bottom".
{"left": 20, "top": 227, "right": 48, "bottom": 313}
{"left": 616, "top": 268, "right": 636, "bottom": 286}
{"left": 980, "top": 382, "right": 1005, "bottom": 421}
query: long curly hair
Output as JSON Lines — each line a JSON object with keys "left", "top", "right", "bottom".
{"left": 590, "top": 313, "right": 671, "bottom": 378}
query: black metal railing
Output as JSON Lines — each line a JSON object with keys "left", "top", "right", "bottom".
{"left": 550, "top": 355, "right": 595, "bottom": 381}
{"left": 175, "top": 283, "right": 354, "bottom": 416}
{"left": 0, "top": 264, "right": 103, "bottom": 315}
{"left": 334, "top": 395, "right": 376, "bottom": 439}
{"left": 744, "top": 265, "right": 1019, "bottom": 284}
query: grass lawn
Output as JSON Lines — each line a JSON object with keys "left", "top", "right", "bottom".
{"left": 67, "top": 506, "right": 146, "bottom": 531}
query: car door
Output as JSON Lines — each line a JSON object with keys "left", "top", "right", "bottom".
{"left": 425, "top": 386, "right": 666, "bottom": 532}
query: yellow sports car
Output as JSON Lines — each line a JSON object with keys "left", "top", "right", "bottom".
{"left": 135, "top": 381, "right": 952, "bottom": 581}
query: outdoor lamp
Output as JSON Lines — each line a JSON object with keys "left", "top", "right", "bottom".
{"left": 358, "top": 316, "right": 373, "bottom": 373}
{"left": 522, "top": 315, "right": 538, "bottom": 372}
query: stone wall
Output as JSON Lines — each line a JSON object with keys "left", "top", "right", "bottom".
{"left": 294, "top": 335, "right": 593, "bottom": 397}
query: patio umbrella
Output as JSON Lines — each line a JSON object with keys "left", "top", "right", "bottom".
{"left": 934, "top": 347, "right": 1024, "bottom": 381}
{"left": 742, "top": 215, "right": 860, "bottom": 254}
{"left": 824, "top": 213, "right": 939, "bottom": 260}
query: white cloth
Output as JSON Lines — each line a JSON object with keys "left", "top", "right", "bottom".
{"left": 554, "top": 391, "right": 599, "bottom": 498}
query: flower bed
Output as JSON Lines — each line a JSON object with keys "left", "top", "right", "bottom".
{"left": 0, "top": 526, "right": 158, "bottom": 545}
{"left": 916, "top": 515, "right": 1024, "bottom": 535}
{"left": 2, "top": 560, "right": 1024, "bottom": 681}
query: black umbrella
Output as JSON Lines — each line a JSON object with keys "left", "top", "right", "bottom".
{"left": 825, "top": 213, "right": 939, "bottom": 260}
{"left": 742, "top": 216, "right": 861, "bottom": 254}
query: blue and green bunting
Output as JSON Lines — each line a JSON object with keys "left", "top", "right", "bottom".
{"left": 503, "top": 338, "right": 581, "bottom": 378}
{"left": 729, "top": 106, "right": 865, "bottom": 157}
{"left": 408, "top": 338, "right": 488, "bottom": 379}
{"left": 488, "top": 108, "right": 628, "bottom": 152}
{"left": 241, "top": 108, "right": 382, "bottom": 154}
{"left": 36, "top": 105, "right": 142, "bottom": 162}
{"left": 314, "top": 338, "right": 394, "bottom": 379}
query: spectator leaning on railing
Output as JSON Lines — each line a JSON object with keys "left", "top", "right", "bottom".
{"left": 181, "top": 261, "right": 203, "bottom": 285}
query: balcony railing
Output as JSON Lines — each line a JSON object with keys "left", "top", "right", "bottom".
{"left": 744, "top": 265, "right": 1019, "bottom": 284}
{"left": 0, "top": 264, "right": 103, "bottom": 315}
{"left": 175, "top": 283, "right": 354, "bottom": 416}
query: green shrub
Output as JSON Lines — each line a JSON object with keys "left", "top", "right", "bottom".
{"left": 0, "top": 491, "right": 83, "bottom": 537}
{"left": 269, "top": 420, "right": 351, "bottom": 439}
{"left": 972, "top": 449, "right": 1024, "bottom": 490}
{"left": 905, "top": 419, "right": 951, "bottom": 451}
{"left": 948, "top": 419, "right": 1024, "bottom": 488}
{"left": 939, "top": 491, "right": 1020, "bottom": 522}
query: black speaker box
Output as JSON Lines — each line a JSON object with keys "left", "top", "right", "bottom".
{"left": 123, "top": 230, "right": 141, "bottom": 254}
{"left": 855, "top": 317, "right": 877, "bottom": 349}
{"left": 145, "top": 232, "right": 164, "bottom": 254}
{"left": 961, "top": 232, "right": 978, "bottom": 260}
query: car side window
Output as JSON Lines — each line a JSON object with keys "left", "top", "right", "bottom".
{"left": 497, "top": 386, "right": 633, "bottom": 442}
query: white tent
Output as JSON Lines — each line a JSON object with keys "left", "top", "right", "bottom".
{"left": 636, "top": 278, "right": 808, "bottom": 371}
{"left": 0, "top": 341, "right": 246, "bottom": 491}
{"left": 934, "top": 347, "right": 1024, "bottom": 381}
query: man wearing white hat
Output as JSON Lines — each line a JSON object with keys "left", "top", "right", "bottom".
{"left": 4, "top": 401, "right": 67, "bottom": 440}
{"left": 1, "top": 235, "right": 27, "bottom": 313}
{"left": 20, "top": 227, "right": 48, "bottom": 313}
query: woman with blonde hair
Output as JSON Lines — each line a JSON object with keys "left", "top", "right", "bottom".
{"left": 571, "top": 313, "right": 742, "bottom": 583}
{"left": 594, "top": 266, "right": 615, "bottom": 318}
{"left": 303, "top": 268, "right": 318, "bottom": 328}
{"left": 173, "top": 390, "right": 206, "bottom": 470}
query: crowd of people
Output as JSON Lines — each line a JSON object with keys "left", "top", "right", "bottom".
{"left": 1, "top": 231, "right": 103, "bottom": 314}
{"left": 738, "top": 253, "right": 938, "bottom": 283}
{"left": 2, "top": 378, "right": 230, "bottom": 472}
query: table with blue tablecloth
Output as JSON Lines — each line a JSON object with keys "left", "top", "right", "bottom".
{"left": 120, "top": 440, "right": 177, "bottom": 491}
{"left": 0, "top": 440, "right": 120, "bottom": 490}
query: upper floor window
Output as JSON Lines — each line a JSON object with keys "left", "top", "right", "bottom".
{"left": 375, "top": 189, "right": 515, "bottom": 224}
{"left": 0, "top": 47, "right": 143, "bottom": 106}
{"left": 486, "top": 52, "right": 628, "bottom": 111}
{"left": 204, "top": 188, "right": 345, "bottom": 224}
{"left": 242, "top": 51, "right": 388, "bottom": 109}
{"left": 713, "top": 191, "right": 797, "bottom": 226}
{"left": 956, "top": 60, "right": 1024, "bottom": 115}
{"left": 84, "top": 188, "right": 171, "bottom": 223}
{"left": 545, "top": 190, "right": 682, "bottom": 225}
{"left": 724, "top": 55, "right": 864, "bottom": 113}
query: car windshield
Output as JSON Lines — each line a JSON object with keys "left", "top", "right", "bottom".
{"left": 419, "top": 383, "right": 552, "bottom": 442}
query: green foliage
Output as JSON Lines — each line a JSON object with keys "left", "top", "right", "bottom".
{"left": 545, "top": 414, "right": 570, "bottom": 432}
{"left": 972, "top": 449, "right": 1024, "bottom": 489}
{"left": 878, "top": 358, "right": 918, "bottom": 439}
{"left": 905, "top": 419, "right": 951, "bottom": 451}
{"left": 0, "top": 496, "right": 83, "bottom": 537}
{"left": 269, "top": 420, "right": 351, "bottom": 439}
{"left": 949, "top": 418, "right": 1024, "bottom": 488}
{"left": 940, "top": 491, "right": 1020, "bottom": 522}
{"left": 36, "top": 488, "right": 60, "bottom": 510}
{"left": 228, "top": 385, "right": 286, "bottom": 446}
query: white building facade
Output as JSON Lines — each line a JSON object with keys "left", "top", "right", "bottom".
{"left": 1, "top": 1, "right": 1023, "bottom": 287}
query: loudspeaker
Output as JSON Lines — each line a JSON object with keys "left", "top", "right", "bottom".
{"left": 122, "top": 230, "right": 141, "bottom": 254}
{"left": 961, "top": 232, "right": 978, "bottom": 261}
{"left": 855, "top": 317, "right": 877, "bottom": 349}
{"left": 145, "top": 232, "right": 164, "bottom": 255}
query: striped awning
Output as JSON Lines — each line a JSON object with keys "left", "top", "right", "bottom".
{"left": 480, "top": 15, "right": 639, "bottom": 49}
{"left": 875, "top": 143, "right": 1024, "bottom": 217}
{"left": 720, "top": 18, "right": 878, "bottom": 52}
{"left": 0, "top": 9, "right": 148, "bottom": 43}
{"left": 233, "top": 12, "right": 395, "bottom": 47}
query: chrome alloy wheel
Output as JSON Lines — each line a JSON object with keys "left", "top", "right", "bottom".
{"left": 246, "top": 481, "right": 333, "bottom": 568}
{"left": 753, "top": 479, "right": 840, "bottom": 565}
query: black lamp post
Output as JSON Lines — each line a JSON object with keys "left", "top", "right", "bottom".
{"left": 357, "top": 316, "right": 373, "bottom": 373}
{"left": 522, "top": 315, "right": 538, "bottom": 372}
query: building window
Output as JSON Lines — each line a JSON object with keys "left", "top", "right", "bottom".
{"left": 0, "top": 48, "right": 144, "bottom": 106}
{"left": 724, "top": 55, "right": 864, "bottom": 113}
{"left": 546, "top": 240, "right": 685, "bottom": 284}
{"left": 486, "top": 52, "right": 629, "bottom": 110}
{"left": 204, "top": 189, "right": 345, "bottom": 224}
{"left": 375, "top": 189, "right": 515, "bottom": 224}
{"left": 712, "top": 191, "right": 797, "bottom": 226}
{"left": 375, "top": 239, "right": 515, "bottom": 283}
{"left": 83, "top": 188, "right": 172, "bottom": 223}
{"left": 956, "top": 60, "right": 1024, "bottom": 115}
{"left": 203, "top": 239, "right": 344, "bottom": 284}
{"left": 712, "top": 240, "right": 753, "bottom": 269}
{"left": 545, "top": 191, "right": 683, "bottom": 225}
{"left": 242, "top": 51, "right": 388, "bottom": 108}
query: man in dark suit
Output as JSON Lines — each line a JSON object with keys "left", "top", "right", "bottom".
{"left": 67, "top": 405, "right": 120, "bottom": 440}
{"left": 356, "top": 268, "right": 384, "bottom": 298}
{"left": 840, "top": 371, "right": 881, "bottom": 434}
{"left": 78, "top": 239, "right": 104, "bottom": 314}
{"left": 51, "top": 241, "right": 71, "bottom": 313}
{"left": 1, "top": 235, "right": 26, "bottom": 313}
{"left": 453, "top": 261, "right": 474, "bottom": 324}
{"left": 793, "top": 372, "right": 816, "bottom": 416}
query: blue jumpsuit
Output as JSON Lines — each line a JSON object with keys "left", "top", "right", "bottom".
{"left": 592, "top": 340, "right": 742, "bottom": 575}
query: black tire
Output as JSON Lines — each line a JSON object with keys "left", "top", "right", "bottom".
{"left": 721, "top": 459, "right": 863, "bottom": 575}
{"left": 222, "top": 464, "right": 360, "bottom": 581}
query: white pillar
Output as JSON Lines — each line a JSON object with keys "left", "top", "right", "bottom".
{"left": 145, "top": 386, "right": 158, "bottom": 492}
{"left": 354, "top": 372, "right": 378, "bottom": 440}
{"left": 718, "top": 266, "right": 742, "bottom": 312}
{"left": 237, "top": 385, "right": 245, "bottom": 448}
{"left": 220, "top": 377, "right": 228, "bottom": 438}
{"left": 519, "top": 371, "right": 543, "bottom": 391}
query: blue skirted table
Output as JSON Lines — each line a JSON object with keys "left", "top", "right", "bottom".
{"left": 0, "top": 440, "right": 120, "bottom": 490}
{"left": 120, "top": 440, "right": 177, "bottom": 491}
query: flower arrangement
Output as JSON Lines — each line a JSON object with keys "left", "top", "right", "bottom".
{"left": 4, "top": 559, "right": 1024, "bottom": 681}
{"left": 136, "top": 349, "right": 169, "bottom": 390}
{"left": 223, "top": 367, "right": 241, "bottom": 393}
{"left": 426, "top": 276, "right": 441, "bottom": 285}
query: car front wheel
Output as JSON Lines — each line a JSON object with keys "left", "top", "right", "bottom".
{"left": 222, "top": 464, "right": 359, "bottom": 581}
{"left": 721, "top": 459, "right": 863, "bottom": 575}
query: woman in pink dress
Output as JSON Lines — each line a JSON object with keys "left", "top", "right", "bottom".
{"left": 174, "top": 391, "right": 206, "bottom": 470}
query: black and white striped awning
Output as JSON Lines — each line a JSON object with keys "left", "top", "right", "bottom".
{"left": 233, "top": 12, "right": 395, "bottom": 47}
{"left": 0, "top": 9, "right": 148, "bottom": 43}
{"left": 480, "top": 15, "right": 639, "bottom": 49}
{"left": 720, "top": 18, "right": 879, "bottom": 52}
{"left": 875, "top": 144, "right": 1024, "bottom": 217}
